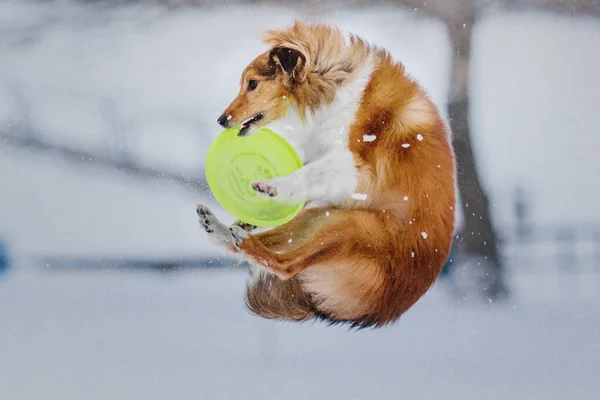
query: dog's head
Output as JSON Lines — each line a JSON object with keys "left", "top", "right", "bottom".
{"left": 217, "top": 45, "right": 308, "bottom": 136}
{"left": 217, "top": 22, "right": 365, "bottom": 136}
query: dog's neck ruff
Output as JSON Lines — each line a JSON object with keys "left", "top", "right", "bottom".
{"left": 270, "top": 56, "right": 375, "bottom": 163}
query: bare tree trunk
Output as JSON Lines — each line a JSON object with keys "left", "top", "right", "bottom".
{"left": 447, "top": 16, "right": 508, "bottom": 300}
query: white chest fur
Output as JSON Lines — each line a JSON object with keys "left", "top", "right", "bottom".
{"left": 270, "top": 59, "right": 374, "bottom": 163}
{"left": 262, "top": 59, "right": 375, "bottom": 205}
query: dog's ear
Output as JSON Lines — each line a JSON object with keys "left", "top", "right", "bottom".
{"left": 269, "top": 47, "right": 307, "bottom": 84}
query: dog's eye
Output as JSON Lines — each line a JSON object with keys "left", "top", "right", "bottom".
{"left": 247, "top": 80, "right": 259, "bottom": 91}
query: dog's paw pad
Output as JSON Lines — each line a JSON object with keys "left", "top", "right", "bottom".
{"left": 252, "top": 181, "right": 277, "bottom": 198}
{"left": 233, "top": 220, "right": 258, "bottom": 232}
{"left": 229, "top": 225, "right": 249, "bottom": 248}
{"left": 196, "top": 204, "right": 215, "bottom": 233}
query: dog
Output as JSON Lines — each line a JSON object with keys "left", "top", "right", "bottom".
{"left": 197, "top": 21, "right": 456, "bottom": 328}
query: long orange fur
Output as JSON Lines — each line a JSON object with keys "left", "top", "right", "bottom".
{"left": 206, "top": 21, "right": 456, "bottom": 328}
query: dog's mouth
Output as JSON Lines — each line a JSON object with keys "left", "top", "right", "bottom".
{"left": 238, "top": 113, "right": 264, "bottom": 136}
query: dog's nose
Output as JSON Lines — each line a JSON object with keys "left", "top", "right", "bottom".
{"left": 217, "top": 114, "right": 230, "bottom": 128}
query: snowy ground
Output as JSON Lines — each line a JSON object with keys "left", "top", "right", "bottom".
{"left": 1, "top": 266, "right": 599, "bottom": 400}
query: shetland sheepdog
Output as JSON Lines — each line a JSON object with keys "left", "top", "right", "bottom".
{"left": 197, "top": 21, "right": 456, "bottom": 328}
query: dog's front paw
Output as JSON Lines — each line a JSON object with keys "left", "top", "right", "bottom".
{"left": 252, "top": 181, "right": 277, "bottom": 198}
{"left": 229, "top": 225, "right": 249, "bottom": 248}
{"left": 252, "top": 177, "right": 306, "bottom": 204}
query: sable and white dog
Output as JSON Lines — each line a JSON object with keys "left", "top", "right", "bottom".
{"left": 197, "top": 21, "right": 456, "bottom": 328}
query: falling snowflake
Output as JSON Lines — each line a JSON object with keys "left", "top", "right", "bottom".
{"left": 416, "top": 134, "right": 424, "bottom": 141}
{"left": 403, "top": 196, "right": 409, "bottom": 201}
{"left": 421, "top": 232, "right": 428, "bottom": 239}
{"left": 402, "top": 143, "right": 410, "bottom": 148}
{"left": 363, "top": 134, "right": 377, "bottom": 142}
{"left": 351, "top": 193, "right": 368, "bottom": 201}
{"left": 288, "top": 238, "right": 293, "bottom": 243}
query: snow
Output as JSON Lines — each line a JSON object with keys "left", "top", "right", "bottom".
{"left": 363, "top": 134, "right": 377, "bottom": 142}
{"left": 471, "top": 12, "right": 600, "bottom": 226}
{"left": 0, "top": 4, "right": 599, "bottom": 398}
{"left": 351, "top": 193, "right": 368, "bottom": 201}
{"left": 422, "top": 232, "right": 429, "bottom": 239}
{"left": 0, "top": 146, "right": 229, "bottom": 261}
{"left": 0, "top": 267, "right": 599, "bottom": 400}
{"left": 402, "top": 143, "right": 411, "bottom": 148}
{"left": 416, "top": 134, "right": 424, "bottom": 141}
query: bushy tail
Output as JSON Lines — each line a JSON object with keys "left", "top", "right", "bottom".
{"left": 245, "top": 270, "right": 315, "bottom": 322}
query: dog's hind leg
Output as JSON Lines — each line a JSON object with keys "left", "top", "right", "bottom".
{"left": 196, "top": 204, "right": 238, "bottom": 252}
{"left": 230, "top": 209, "right": 389, "bottom": 280}
{"left": 248, "top": 207, "right": 327, "bottom": 252}
{"left": 197, "top": 204, "right": 325, "bottom": 253}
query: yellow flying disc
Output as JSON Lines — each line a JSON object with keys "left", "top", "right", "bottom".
{"left": 205, "top": 126, "right": 305, "bottom": 227}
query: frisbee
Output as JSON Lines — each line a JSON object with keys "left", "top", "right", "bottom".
{"left": 205, "top": 126, "right": 305, "bottom": 227}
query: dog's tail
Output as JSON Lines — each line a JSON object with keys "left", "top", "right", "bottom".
{"left": 245, "top": 269, "right": 315, "bottom": 322}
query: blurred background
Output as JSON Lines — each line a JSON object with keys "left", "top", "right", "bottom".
{"left": 1, "top": 0, "right": 599, "bottom": 399}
